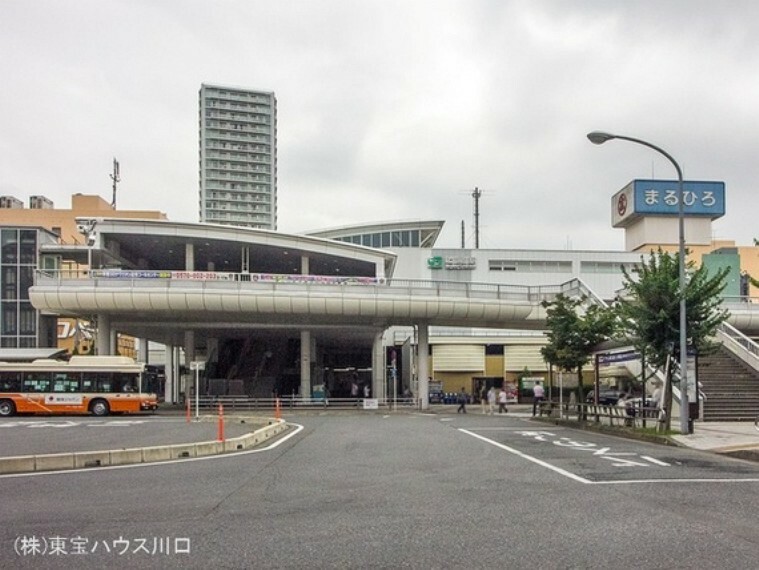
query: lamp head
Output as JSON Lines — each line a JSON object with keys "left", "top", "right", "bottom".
{"left": 587, "top": 131, "right": 616, "bottom": 145}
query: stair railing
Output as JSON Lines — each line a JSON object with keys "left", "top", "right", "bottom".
{"left": 717, "top": 322, "right": 759, "bottom": 374}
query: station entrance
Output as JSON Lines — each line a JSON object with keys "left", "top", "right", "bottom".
{"left": 195, "top": 328, "right": 377, "bottom": 399}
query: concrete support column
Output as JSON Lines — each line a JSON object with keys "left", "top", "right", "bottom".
{"left": 96, "top": 314, "right": 111, "bottom": 356}
{"left": 174, "top": 345, "right": 183, "bottom": 403}
{"left": 164, "top": 343, "right": 175, "bottom": 403}
{"left": 109, "top": 328, "right": 117, "bottom": 356}
{"left": 375, "top": 261, "right": 385, "bottom": 281}
{"left": 301, "top": 255, "right": 310, "bottom": 275}
{"left": 184, "top": 330, "right": 195, "bottom": 368}
{"left": 207, "top": 337, "right": 218, "bottom": 363}
{"left": 139, "top": 338, "right": 149, "bottom": 363}
{"left": 417, "top": 323, "right": 430, "bottom": 411}
{"left": 300, "top": 330, "right": 311, "bottom": 398}
{"left": 372, "top": 330, "right": 386, "bottom": 400}
{"left": 184, "top": 331, "right": 195, "bottom": 400}
{"left": 185, "top": 243, "right": 195, "bottom": 271}
{"left": 163, "top": 342, "right": 183, "bottom": 404}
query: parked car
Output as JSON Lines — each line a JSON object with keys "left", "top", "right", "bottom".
{"left": 585, "top": 389, "right": 626, "bottom": 405}
{"left": 624, "top": 397, "right": 660, "bottom": 412}
{"left": 428, "top": 389, "right": 444, "bottom": 404}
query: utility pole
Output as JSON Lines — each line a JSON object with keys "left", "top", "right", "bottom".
{"left": 110, "top": 158, "right": 120, "bottom": 209}
{"left": 472, "top": 187, "right": 482, "bottom": 249}
{"left": 460, "top": 220, "right": 465, "bottom": 248}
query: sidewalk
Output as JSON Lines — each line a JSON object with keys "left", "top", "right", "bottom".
{"left": 671, "top": 421, "right": 759, "bottom": 453}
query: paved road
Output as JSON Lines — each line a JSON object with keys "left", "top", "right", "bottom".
{"left": 2, "top": 411, "right": 759, "bottom": 569}
{"left": 0, "top": 415, "right": 267, "bottom": 456}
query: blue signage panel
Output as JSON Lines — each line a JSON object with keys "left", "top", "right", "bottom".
{"left": 597, "top": 350, "right": 639, "bottom": 365}
{"left": 632, "top": 179, "right": 725, "bottom": 217}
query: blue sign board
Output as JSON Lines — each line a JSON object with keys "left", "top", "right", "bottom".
{"left": 631, "top": 179, "right": 725, "bottom": 217}
{"left": 612, "top": 179, "right": 725, "bottom": 228}
{"left": 597, "top": 350, "right": 639, "bottom": 365}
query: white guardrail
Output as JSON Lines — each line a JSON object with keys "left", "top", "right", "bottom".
{"left": 36, "top": 269, "right": 600, "bottom": 305}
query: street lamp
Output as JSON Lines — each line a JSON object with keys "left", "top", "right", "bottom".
{"left": 587, "top": 131, "right": 690, "bottom": 435}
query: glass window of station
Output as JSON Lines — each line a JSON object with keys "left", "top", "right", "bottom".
{"left": 335, "top": 230, "right": 421, "bottom": 248}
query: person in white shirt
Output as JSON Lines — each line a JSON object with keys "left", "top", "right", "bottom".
{"left": 497, "top": 387, "right": 509, "bottom": 413}
{"left": 651, "top": 384, "right": 663, "bottom": 408}
{"left": 532, "top": 381, "right": 545, "bottom": 417}
{"left": 487, "top": 387, "right": 497, "bottom": 415}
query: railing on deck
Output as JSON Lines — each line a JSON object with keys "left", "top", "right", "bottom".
{"left": 35, "top": 269, "right": 599, "bottom": 305}
{"left": 186, "top": 395, "right": 418, "bottom": 411}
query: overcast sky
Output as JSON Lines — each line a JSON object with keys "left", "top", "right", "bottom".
{"left": 1, "top": 0, "right": 757, "bottom": 250}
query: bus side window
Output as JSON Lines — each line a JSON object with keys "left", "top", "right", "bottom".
{"left": 114, "top": 373, "right": 138, "bottom": 393}
{"left": 0, "top": 372, "right": 21, "bottom": 392}
{"left": 82, "top": 372, "right": 110, "bottom": 393}
{"left": 22, "top": 373, "right": 51, "bottom": 393}
{"left": 53, "top": 373, "right": 81, "bottom": 393}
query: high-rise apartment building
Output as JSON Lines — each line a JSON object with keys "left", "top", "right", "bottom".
{"left": 199, "top": 83, "right": 277, "bottom": 229}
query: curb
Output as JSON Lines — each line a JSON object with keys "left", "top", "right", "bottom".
{"left": 0, "top": 419, "right": 288, "bottom": 475}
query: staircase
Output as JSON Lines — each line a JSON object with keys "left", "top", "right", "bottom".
{"left": 699, "top": 346, "right": 759, "bottom": 421}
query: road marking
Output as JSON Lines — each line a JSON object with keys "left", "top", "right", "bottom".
{"left": 0, "top": 423, "right": 305, "bottom": 480}
{"left": 459, "top": 428, "right": 593, "bottom": 484}
{"left": 593, "top": 477, "right": 759, "bottom": 485}
{"left": 0, "top": 418, "right": 191, "bottom": 429}
{"left": 640, "top": 455, "right": 670, "bottom": 466}
{"left": 461, "top": 428, "right": 759, "bottom": 485}
{"left": 466, "top": 427, "right": 555, "bottom": 431}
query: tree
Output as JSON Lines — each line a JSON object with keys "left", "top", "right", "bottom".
{"left": 617, "top": 249, "right": 729, "bottom": 430}
{"left": 540, "top": 294, "right": 618, "bottom": 405}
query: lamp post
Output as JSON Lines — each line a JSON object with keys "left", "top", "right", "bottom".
{"left": 587, "top": 131, "right": 690, "bottom": 435}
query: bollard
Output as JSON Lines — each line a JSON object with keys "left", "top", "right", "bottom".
{"left": 275, "top": 397, "right": 281, "bottom": 420}
{"left": 217, "top": 403, "right": 225, "bottom": 442}
{"left": 186, "top": 397, "right": 191, "bottom": 423}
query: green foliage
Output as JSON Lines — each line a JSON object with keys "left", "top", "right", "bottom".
{"left": 540, "top": 294, "right": 618, "bottom": 396}
{"left": 517, "top": 367, "right": 532, "bottom": 381}
{"left": 617, "top": 248, "right": 729, "bottom": 369}
{"left": 618, "top": 248, "right": 729, "bottom": 431}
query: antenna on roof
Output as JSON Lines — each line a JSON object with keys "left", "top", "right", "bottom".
{"left": 472, "top": 187, "right": 482, "bottom": 249}
{"left": 459, "top": 186, "right": 491, "bottom": 248}
{"left": 110, "top": 158, "right": 120, "bottom": 209}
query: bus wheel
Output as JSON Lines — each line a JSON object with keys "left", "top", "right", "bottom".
{"left": 0, "top": 399, "right": 15, "bottom": 417}
{"left": 90, "top": 399, "right": 110, "bottom": 417}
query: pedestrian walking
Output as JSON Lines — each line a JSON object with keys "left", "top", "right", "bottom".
{"left": 456, "top": 387, "right": 468, "bottom": 414}
{"left": 497, "top": 387, "right": 508, "bottom": 413}
{"left": 480, "top": 386, "right": 488, "bottom": 414}
{"left": 487, "top": 387, "right": 496, "bottom": 415}
{"left": 532, "top": 380, "right": 545, "bottom": 416}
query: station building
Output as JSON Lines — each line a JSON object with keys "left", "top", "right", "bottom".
{"left": 6, "top": 177, "right": 759, "bottom": 406}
